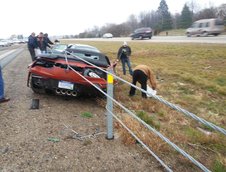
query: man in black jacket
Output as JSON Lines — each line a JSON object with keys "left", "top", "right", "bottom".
{"left": 44, "top": 33, "right": 54, "bottom": 50}
{"left": 117, "top": 41, "right": 133, "bottom": 75}
{"left": 27, "top": 32, "right": 38, "bottom": 61}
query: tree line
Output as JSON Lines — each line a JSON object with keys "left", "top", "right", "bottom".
{"left": 67, "top": 0, "right": 226, "bottom": 38}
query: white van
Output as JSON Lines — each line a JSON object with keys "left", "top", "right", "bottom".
{"left": 186, "top": 18, "right": 225, "bottom": 37}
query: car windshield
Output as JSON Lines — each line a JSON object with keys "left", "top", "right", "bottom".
{"left": 215, "top": 19, "right": 224, "bottom": 25}
{"left": 53, "top": 44, "right": 67, "bottom": 51}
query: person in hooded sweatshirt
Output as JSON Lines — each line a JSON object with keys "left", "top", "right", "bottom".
{"left": 129, "top": 64, "right": 157, "bottom": 98}
{"left": 117, "top": 41, "right": 133, "bottom": 75}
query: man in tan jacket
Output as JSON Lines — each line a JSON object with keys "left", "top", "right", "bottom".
{"left": 129, "top": 64, "right": 157, "bottom": 98}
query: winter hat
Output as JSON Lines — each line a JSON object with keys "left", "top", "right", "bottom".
{"left": 123, "top": 41, "right": 127, "bottom": 46}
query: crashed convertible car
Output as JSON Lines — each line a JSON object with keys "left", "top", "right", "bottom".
{"left": 27, "top": 44, "right": 113, "bottom": 97}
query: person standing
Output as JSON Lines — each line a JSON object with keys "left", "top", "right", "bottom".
{"left": 117, "top": 41, "right": 133, "bottom": 75}
{"left": 129, "top": 64, "right": 157, "bottom": 98}
{"left": 44, "top": 33, "right": 54, "bottom": 51}
{"left": 37, "top": 32, "right": 48, "bottom": 53}
{"left": 27, "top": 32, "right": 38, "bottom": 61}
{"left": 0, "top": 65, "right": 10, "bottom": 103}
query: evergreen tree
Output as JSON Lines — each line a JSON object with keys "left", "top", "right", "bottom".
{"left": 157, "top": 0, "right": 172, "bottom": 31}
{"left": 180, "top": 4, "right": 193, "bottom": 28}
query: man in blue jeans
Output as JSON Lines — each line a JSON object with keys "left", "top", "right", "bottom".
{"left": 117, "top": 41, "right": 133, "bottom": 75}
{"left": 0, "top": 65, "right": 10, "bottom": 103}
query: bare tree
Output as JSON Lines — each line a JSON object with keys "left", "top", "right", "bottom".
{"left": 127, "top": 15, "right": 139, "bottom": 31}
{"left": 216, "top": 4, "right": 226, "bottom": 19}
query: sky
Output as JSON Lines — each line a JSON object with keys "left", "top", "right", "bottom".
{"left": 0, "top": 0, "right": 225, "bottom": 39}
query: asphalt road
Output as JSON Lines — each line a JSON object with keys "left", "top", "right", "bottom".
{"left": 0, "top": 44, "right": 25, "bottom": 68}
{"left": 73, "top": 35, "right": 226, "bottom": 44}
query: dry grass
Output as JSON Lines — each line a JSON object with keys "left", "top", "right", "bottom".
{"left": 61, "top": 39, "right": 226, "bottom": 171}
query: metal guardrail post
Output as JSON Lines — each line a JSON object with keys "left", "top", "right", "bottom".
{"left": 106, "top": 68, "right": 114, "bottom": 140}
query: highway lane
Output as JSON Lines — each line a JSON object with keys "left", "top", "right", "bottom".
{"left": 0, "top": 45, "right": 25, "bottom": 68}
{"left": 71, "top": 35, "right": 226, "bottom": 44}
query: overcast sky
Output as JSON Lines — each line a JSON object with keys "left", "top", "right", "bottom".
{"left": 0, "top": 0, "right": 225, "bottom": 38}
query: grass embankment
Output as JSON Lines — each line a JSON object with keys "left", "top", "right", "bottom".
{"left": 62, "top": 40, "right": 226, "bottom": 172}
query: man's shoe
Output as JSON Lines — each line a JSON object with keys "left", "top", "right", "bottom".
{"left": 0, "top": 97, "right": 10, "bottom": 103}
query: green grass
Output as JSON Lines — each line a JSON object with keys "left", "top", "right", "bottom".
{"left": 136, "top": 110, "right": 160, "bottom": 130}
{"left": 213, "top": 160, "right": 226, "bottom": 172}
{"left": 81, "top": 112, "right": 93, "bottom": 118}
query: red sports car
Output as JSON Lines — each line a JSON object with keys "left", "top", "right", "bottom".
{"left": 27, "top": 44, "right": 115, "bottom": 97}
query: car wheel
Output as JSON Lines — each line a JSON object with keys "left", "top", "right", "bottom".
{"left": 139, "top": 36, "right": 143, "bottom": 40}
{"left": 202, "top": 32, "right": 208, "bottom": 37}
{"left": 186, "top": 33, "right": 191, "bottom": 37}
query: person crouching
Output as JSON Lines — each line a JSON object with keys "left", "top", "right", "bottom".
{"left": 129, "top": 65, "right": 157, "bottom": 98}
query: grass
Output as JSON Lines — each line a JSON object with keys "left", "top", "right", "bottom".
{"left": 61, "top": 39, "right": 226, "bottom": 171}
{"left": 81, "top": 112, "right": 93, "bottom": 118}
{"left": 213, "top": 160, "right": 226, "bottom": 172}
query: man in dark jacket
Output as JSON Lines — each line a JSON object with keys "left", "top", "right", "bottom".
{"left": 117, "top": 41, "right": 133, "bottom": 75}
{"left": 129, "top": 65, "right": 157, "bottom": 98}
{"left": 44, "top": 33, "right": 54, "bottom": 50}
{"left": 27, "top": 32, "right": 38, "bottom": 61}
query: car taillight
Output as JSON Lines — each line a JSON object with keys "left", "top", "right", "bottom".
{"left": 88, "top": 71, "right": 100, "bottom": 78}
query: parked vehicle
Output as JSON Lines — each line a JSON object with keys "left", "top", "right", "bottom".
{"left": 27, "top": 44, "right": 115, "bottom": 97}
{"left": 0, "top": 40, "right": 10, "bottom": 47}
{"left": 102, "top": 33, "right": 113, "bottom": 38}
{"left": 186, "top": 18, "right": 225, "bottom": 37}
{"left": 130, "top": 27, "right": 152, "bottom": 40}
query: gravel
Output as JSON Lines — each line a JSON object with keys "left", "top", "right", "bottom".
{"left": 0, "top": 45, "right": 163, "bottom": 172}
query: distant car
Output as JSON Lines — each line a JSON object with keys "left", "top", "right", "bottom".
{"left": 0, "top": 40, "right": 10, "bottom": 47}
{"left": 186, "top": 18, "right": 225, "bottom": 37}
{"left": 130, "top": 27, "right": 152, "bottom": 40}
{"left": 27, "top": 44, "right": 115, "bottom": 97}
{"left": 102, "top": 33, "right": 113, "bottom": 38}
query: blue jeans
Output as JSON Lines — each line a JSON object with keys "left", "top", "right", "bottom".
{"left": 121, "top": 58, "right": 133, "bottom": 75}
{"left": 0, "top": 65, "right": 4, "bottom": 99}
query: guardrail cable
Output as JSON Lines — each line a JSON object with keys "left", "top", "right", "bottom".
{"left": 106, "top": 107, "right": 173, "bottom": 172}
{"left": 63, "top": 52, "right": 211, "bottom": 172}
{"left": 65, "top": 50, "right": 226, "bottom": 136}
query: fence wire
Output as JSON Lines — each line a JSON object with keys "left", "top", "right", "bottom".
{"left": 62, "top": 52, "right": 211, "bottom": 172}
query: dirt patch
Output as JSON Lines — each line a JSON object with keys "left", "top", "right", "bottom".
{"left": 0, "top": 46, "right": 163, "bottom": 171}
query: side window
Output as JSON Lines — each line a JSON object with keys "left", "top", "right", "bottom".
{"left": 192, "top": 23, "right": 197, "bottom": 28}
{"left": 198, "top": 23, "right": 203, "bottom": 28}
{"left": 205, "top": 22, "right": 209, "bottom": 27}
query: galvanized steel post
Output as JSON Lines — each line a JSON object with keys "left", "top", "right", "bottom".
{"left": 106, "top": 68, "right": 114, "bottom": 140}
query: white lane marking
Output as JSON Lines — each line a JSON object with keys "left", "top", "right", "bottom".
{"left": 0, "top": 49, "right": 17, "bottom": 60}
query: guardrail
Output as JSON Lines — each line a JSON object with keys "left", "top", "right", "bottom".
{"left": 63, "top": 50, "right": 226, "bottom": 171}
